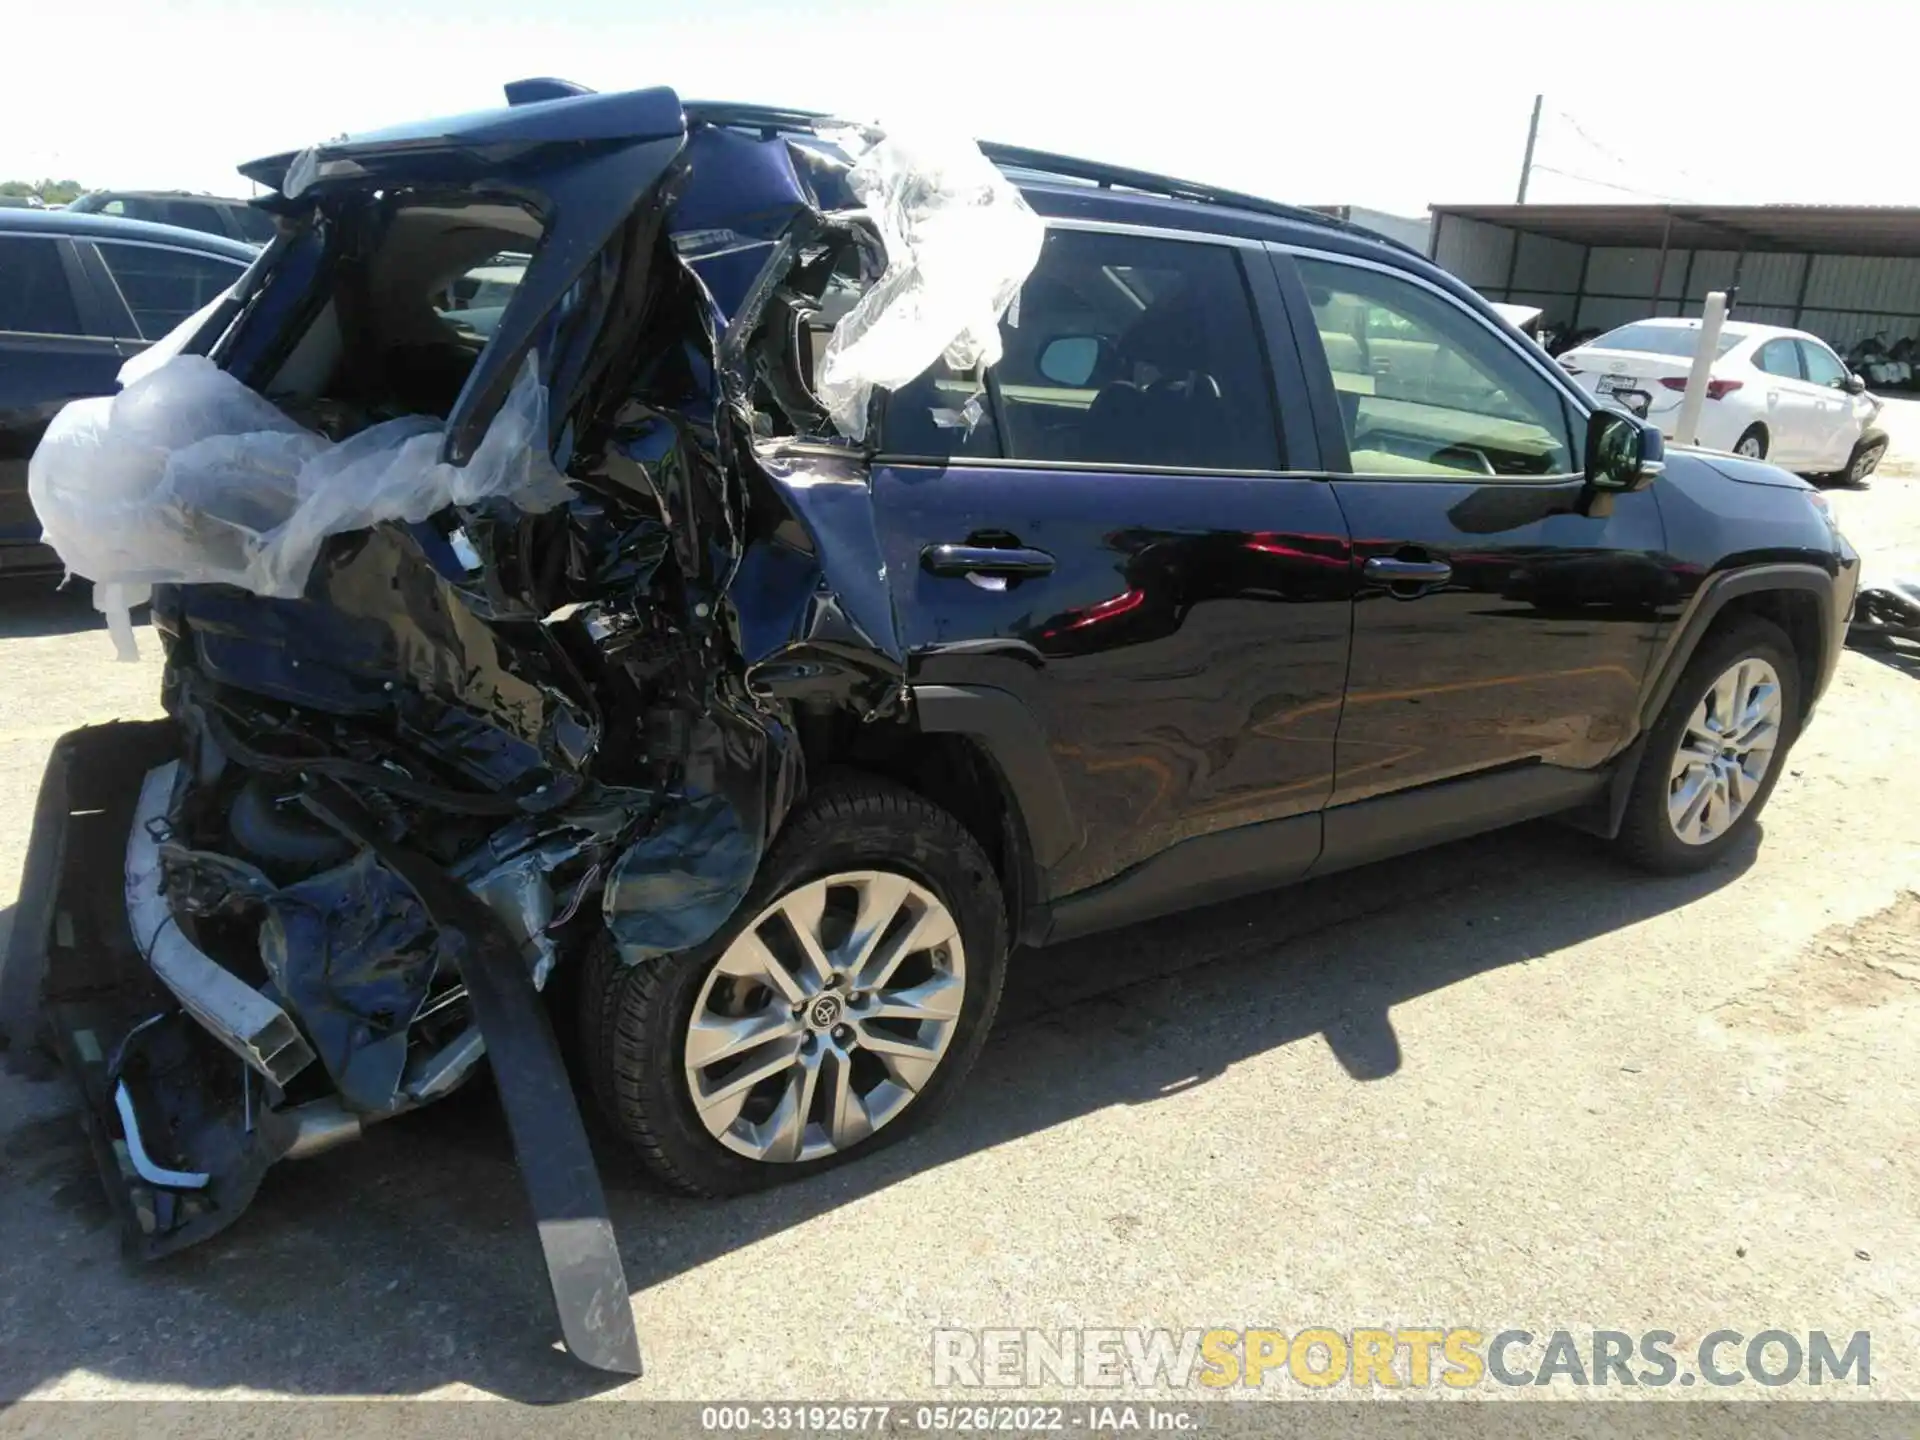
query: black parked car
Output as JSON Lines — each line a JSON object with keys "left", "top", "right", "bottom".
{"left": 1, "top": 83, "right": 1859, "bottom": 1376}
{"left": 65, "top": 189, "right": 278, "bottom": 245}
{"left": 0, "top": 209, "right": 257, "bottom": 575}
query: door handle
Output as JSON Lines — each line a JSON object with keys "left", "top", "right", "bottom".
{"left": 922, "top": 544, "right": 1056, "bottom": 579}
{"left": 1363, "top": 556, "right": 1453, "bottom": 585}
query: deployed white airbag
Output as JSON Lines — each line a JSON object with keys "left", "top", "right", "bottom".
{"left": 28, "top": 355, "right": 573, "bottom": 658}
{"left": 815, "top": 126, "right": 1044, "bottom": 441}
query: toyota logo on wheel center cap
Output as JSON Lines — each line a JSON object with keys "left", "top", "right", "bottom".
{"left": 808, "top": 995, "right": 844, "bottom": 1029}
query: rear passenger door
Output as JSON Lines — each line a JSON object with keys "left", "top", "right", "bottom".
{"left": 0, "top": 233, "right": 128, "bottom": 563}
{"left": 1795, "top": 338, "right": 1860, "bottom": 468}
{"left": 868, "top": 222, "right": 1353, "bottom": 905}
{"left": 1276, "top": 248, "right": 1669, "bottom": 830}
{"left": 1751, "top": 337, "right": 1819, "bottom": 466}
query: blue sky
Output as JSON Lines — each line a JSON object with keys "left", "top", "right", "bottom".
{"left": 8, "top": 0, "right": 1913, "bottom": 214}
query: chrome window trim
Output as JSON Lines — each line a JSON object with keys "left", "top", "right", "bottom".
{"left": 87, "top": 236, "right": 251, "bottom": 267}
{"left": 870, "top": 453, "right": 1330, "bottom": 481}
{"left": 1040, "top": 215, "right": 1266, "bottom": 251}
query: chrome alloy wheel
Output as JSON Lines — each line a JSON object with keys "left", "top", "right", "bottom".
{"left": 1667, "top": 657, "right": 1783, "bottom": 846}
{"left": 1735, "top": 434, "right": 1764, "bottom": 458}
{"left": 683, "top": 871, "right": 965, "bottom": 1163}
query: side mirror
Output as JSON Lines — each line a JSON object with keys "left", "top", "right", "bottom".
{"left": 1037, "top": 335, "right": 1105, "bottom": 387}
{"left": 1586, "top": 408, "right": 1664, "bottom": 493}
{"left": 1845, "top": 373, "right": 1868, "bottom": 395}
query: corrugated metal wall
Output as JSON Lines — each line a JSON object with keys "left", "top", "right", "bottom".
{"left": 1429, "top": 212, "right": 1920, "bottom": 355}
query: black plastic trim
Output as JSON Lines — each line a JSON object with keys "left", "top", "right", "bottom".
{"left": 1045, "top": 813, "right": 1323, "bottom": 944}
{"left": 911, "top": 685, "right": 1078, "bottom": 875}
{"left": 1637, "top": 562, "right": 1836, "bottom": 728}
{"left": 1313, "top": 762, "right": 1607, "bottom": 878}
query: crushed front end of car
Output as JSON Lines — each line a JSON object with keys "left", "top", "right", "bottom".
{"left": 0, "top": 83, "right": 1040, "bottom": 1374}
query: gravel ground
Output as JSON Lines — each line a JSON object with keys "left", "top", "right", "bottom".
{"left": 2, "top": 462, "right": 1918, "bottom": 1406}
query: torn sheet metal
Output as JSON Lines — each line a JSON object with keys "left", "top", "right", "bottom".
{"left": 15, "top": 87, "right": 1043, "bottom": 1378}
{"left": 28, "top": 354, "right": 572, "bottom": 653}
{"left": 814, "top": 125, "right": 1044, "bottom": 440}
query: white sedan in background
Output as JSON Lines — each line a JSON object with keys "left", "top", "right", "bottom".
{"left": 1558, "top": 317, "right": 1887, "bottom": 481}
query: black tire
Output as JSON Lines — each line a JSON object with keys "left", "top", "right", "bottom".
{"left": 579, "top": 775, "right": 1008, "bottom": 1196}
{"left": 1732, "top": 425, "right": 1769, "bottom": 460}
{"left": 1613, "top": 616, "right": 1801, "bottom": 875}
{"left": 1843, "top": 431, "right": 1887, "bottom": 486}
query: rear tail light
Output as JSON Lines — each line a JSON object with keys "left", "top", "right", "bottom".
{"left": 1658, "top": 377, "right": 1744, "bottom": 400}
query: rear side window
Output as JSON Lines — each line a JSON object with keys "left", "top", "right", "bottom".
{"left": 884, "top": 228, "right": 1283, "bottom": 471}
{"left": 93, "top": 241, "right": 245, "bottom": 339}
{"left": 99, "top": 197, "right": 162, "bottom": 223}
{"left": 231, "top": 207, "right": 278, "bottom": 244}
{"left": 1754, "top": 339, "right": 1803, "bottom": 379}
{"left": 0, "top": 235, "right": 83, "bottom": 336}
{"left": 1296, "top": 256, "right": 1575, "bottom": 478}
{"left": 159, "top": 200, "right": 229, "bottom": 237}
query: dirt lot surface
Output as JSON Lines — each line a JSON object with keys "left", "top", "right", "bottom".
{"left": 2, "top": 457, "right": 1918, "bottom": 1406}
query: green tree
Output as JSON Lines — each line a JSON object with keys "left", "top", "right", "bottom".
{"left": 0, "top": 178, "right": 88, "bottom": 204}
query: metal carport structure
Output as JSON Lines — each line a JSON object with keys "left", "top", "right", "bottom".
{"left": 1428, "top": 203, "right": 1920, "bottom": 354}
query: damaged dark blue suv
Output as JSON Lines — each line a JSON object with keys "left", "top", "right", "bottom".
{"left": 2, "top": 81, "right": 1859, "bottom": 1376}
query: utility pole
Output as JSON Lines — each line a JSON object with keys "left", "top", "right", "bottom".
{"left": 1516, "top": 94, "right": 1543, "bottom": 204}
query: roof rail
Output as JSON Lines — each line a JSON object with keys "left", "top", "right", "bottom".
{"left": 683, "top": 102, "right": 1413, "bottom": 253}
{"left": 682, "top": 100, "right": 850, "bottom": 137}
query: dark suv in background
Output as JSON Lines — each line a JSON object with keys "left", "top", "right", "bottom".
{"left": 3, "top": 83, "right": 1859, "bottom": 1376}
{"left": 0, "top": 208, "right": 255, "bottom": 575}
{"left": 66, "top": 189, "right": 277, "bottom": 245}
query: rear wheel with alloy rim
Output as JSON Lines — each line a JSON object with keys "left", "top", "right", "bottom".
{"left": 580, "top": 776, "right": 1007, "bottom": 1195}
{"left": 1614, "top": 616, "right": 1801, "bottom": 874}
{"left": 684, "top": 871, "right": 966, "bottom": 1163}
{"left": 1733, "top": 426, "right": 1768, "bottom": 460}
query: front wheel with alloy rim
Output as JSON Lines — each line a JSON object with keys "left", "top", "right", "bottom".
{"left": 1613, "top": 616, "right": 1801, "bottom": 875}
{"left": 579, "top": 777, "right": 1007, "bottom": 1196}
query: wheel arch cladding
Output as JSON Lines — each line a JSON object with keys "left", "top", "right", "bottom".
{"left": 1708, "top": 589, "right": 1824, "bottom": 722}
{"left": 822, "top": 722, "right": 1040, "bottom": 945}
{"left": 1640, "top": 563, "right": 1835, "bottom": 732}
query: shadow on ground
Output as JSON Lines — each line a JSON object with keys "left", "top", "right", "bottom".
{"left": 1850, "top": 634, "right": 1920, "bottom": 681}
{"left": 0, "top": 580, "right": 106, "bottom": 641}
{"left": 0, "top": 819, "right": 1755, "bottom": 1401}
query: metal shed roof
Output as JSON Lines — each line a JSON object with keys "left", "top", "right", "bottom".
{"left": 1430, "top": 204, "right": 1920, "bottom": 258}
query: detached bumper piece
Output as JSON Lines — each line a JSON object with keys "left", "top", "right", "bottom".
{"left": 1849, "top": 577, "right": 1920, "bottom": 646}
{"left": 0, "top": 725, "right": 641, "bottom": 1377}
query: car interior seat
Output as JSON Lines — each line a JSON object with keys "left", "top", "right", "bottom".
{"left": 1083, "top": 303, "right": 1256, "bottom": 469}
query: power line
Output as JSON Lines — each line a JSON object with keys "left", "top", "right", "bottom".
{"left": 1530, "top": 164, "right": 1689, "bottom": 204}
{"left": 1551, "top": 108, "right": 1706, "bottom": 199}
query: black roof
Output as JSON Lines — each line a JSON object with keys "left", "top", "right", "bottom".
{"left": 0, "top": 206, "right": 260, "bottom": 261}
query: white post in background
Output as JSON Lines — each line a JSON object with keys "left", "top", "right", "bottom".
{"left": 1674, "top": 291, "right": 1728, "bottom": 447}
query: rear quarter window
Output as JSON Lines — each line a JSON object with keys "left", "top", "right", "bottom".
{"left": 93, "top": 241, "right": 246, "bottom": 340}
